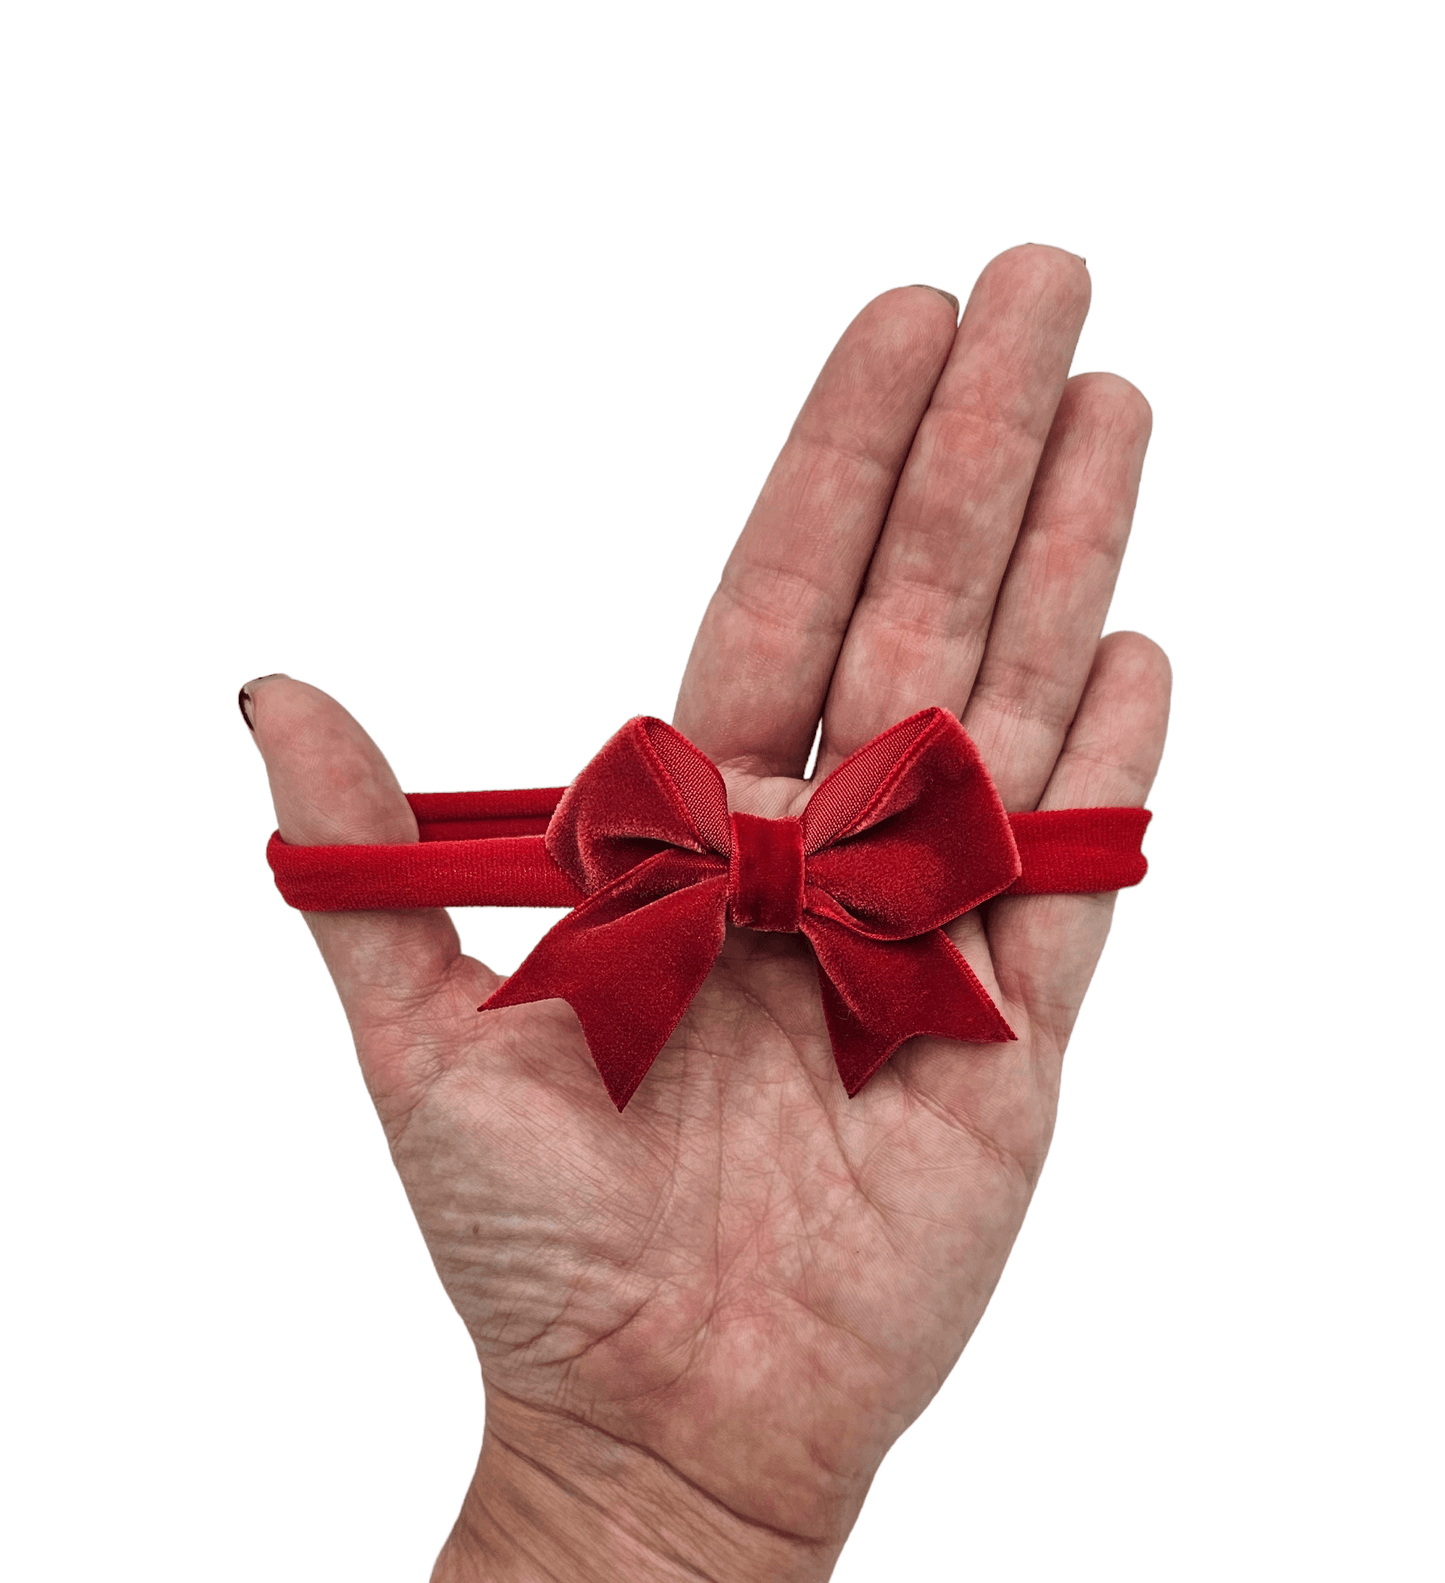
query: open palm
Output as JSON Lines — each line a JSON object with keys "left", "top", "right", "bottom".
{"left": 245, "top": 246, "right": 1169, "bottom": 1582}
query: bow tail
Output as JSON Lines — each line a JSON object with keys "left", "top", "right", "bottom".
{"left": 480, "top": 873, "right": 729, "bottom": 1110}
{"left": 803, "top": 916, "right": 1016, "bottom": 1096}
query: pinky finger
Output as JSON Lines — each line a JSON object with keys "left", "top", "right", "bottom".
{"left": 988, "top": 632, "right": 1172, "bottom": 1048}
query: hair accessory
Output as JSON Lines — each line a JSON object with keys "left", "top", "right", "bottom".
{"left": 267, "top": 708, "right": 1150, "bottom": 1108}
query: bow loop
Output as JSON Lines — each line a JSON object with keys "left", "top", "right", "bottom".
{"left": 801, "top": 708, "right": 1021, "bottom": 938}
{"left": 546, "top": 716, "right": 731, "bottom": 892}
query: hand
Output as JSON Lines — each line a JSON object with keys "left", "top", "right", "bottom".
{"left": 242, "top": 245, "right": 1170, "bottom": 1582}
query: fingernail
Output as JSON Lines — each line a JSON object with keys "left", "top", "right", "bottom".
{"left": 238, "top": 674, "right": 286, "bottom": 732}
{"left": 912, "top": 284, "right": 960, "bottom": 315}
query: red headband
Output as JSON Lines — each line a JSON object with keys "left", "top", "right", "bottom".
{"left": 267, "top": 709, "right": 1150, "bottom": 1108}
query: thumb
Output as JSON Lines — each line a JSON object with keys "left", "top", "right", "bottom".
{"left": 240, "top": 674, "right": 490, "bottom": 1097}
{"left": 240, "top": 673, "right": 419, "bottom": 848}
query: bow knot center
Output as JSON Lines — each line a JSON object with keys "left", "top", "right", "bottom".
{"left": 728, "top": 812, "right": 805, "bottom": 932}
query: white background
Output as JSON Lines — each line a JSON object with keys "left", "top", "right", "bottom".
{"left": 2, "top": 2, "right": 1439, "bottom": 1577}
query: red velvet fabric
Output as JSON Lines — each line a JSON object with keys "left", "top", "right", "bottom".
{"left": 265, "top": 710, "right": 1152, "bottom": 1108}
{"left": 729, "top": 813, "right": 805, "bottom": 932}
{"left": 483, "top": 709, "right": 1010, "bottom": 1107}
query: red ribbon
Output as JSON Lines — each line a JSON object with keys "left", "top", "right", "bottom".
{"left": 484, "top": 709, "right": 1025, "bottom": 1107}
{"left": 265, "top": 708, "right": 1151, "bottom": 1110}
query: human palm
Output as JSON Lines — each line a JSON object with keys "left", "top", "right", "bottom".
{"left": 245, "top": 246, "right": 1169, "bottom": 1581}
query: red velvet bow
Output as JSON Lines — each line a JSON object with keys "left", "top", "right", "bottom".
{"left": 481, "top": 707, "right": 1024, "bottom": 1108}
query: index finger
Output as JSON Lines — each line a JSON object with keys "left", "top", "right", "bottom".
{"left": 673, "top": 286, "right": 959, "bottom": 778}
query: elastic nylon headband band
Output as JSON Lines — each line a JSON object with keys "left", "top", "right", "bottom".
{"left": 267, "top": 789, "right": 1151, "bottom": 913}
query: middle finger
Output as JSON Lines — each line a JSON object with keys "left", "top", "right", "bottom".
{"left": 816, "top": 245, "right": 1091, "bottom": 774}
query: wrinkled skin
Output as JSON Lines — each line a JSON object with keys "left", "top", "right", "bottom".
{"left": 243, "top": 246, "right": 1170, "bottom": 1581}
